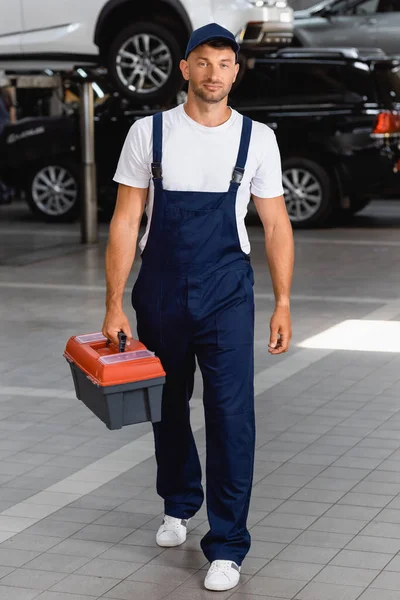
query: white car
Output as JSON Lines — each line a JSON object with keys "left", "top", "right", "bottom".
{"left": 0, "top": 0, "right": 293, "bottom": 104}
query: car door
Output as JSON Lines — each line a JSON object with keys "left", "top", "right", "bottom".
{"left": 373, "top": 0, "right": 400, "bottom": 55}
{"left": 21, "top": 0, "right": 101, "bottom": 55}
{"left": 296, "top": 0, "right": 378, "bottom": 48}
{"left": 0, "top": 0, "right": 22, "bottom": 55}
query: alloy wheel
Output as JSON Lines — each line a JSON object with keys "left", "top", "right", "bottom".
{"left": 32, "top": 166, "right": 77, "bottom": 216}
{"left": 282, "top": 167, "right": 323, "bottom": 222}
{"left": 116, "top": 33, "right": 173, "bottom": 95}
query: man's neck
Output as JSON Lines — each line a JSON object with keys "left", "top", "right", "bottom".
{"left": 183, "top": 96, "right": 231, "bottom": 128}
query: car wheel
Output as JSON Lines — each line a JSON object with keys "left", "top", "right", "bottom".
{"left": 282, "top": 157, "right": 335, "bottom": 228}
{"left": 25, "top": 160, "right": 80, "bottom": 222}
{"left": 106, "top": 22, "right": 183, "bottom": 104}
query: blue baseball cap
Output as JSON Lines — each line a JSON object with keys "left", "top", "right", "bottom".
{"left": 185, "top": 23, "right": 240, "bottom": 61}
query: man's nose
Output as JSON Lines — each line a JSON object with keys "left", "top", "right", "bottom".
{"left": 208, "top": 66, "right": 219, "bottom": 80}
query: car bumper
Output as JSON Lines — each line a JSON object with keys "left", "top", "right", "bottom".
{"left": 237, "top": 5, "right": 293, "bottom": 48}
{"left": 339, "top": 141, "right": 400, "bottom": 198}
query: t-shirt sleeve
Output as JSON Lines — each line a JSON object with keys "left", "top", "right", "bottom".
{"left": 113, "top": 118, "right": 151, "bottom": 189}
{"left": 250, "top": 127, "right": 284, "bottom": 199}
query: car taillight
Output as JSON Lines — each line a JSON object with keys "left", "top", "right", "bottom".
{"left": 372, "top": 111, "right": 400, "bottom": 135}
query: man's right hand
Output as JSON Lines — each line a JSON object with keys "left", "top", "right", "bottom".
{"left": 102, "top": 309, "right": 133, "bottom": 348}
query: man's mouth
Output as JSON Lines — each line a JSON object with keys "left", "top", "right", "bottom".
{"left": 203, "top": 84, "right": 222, "bottom": 91}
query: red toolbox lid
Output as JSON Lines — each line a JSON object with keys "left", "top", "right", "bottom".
{"left": 64, "top": 332, "right": 166, "bottom": 387}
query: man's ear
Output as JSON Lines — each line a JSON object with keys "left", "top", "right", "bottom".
{"left": 180, "top": 59, "right": 189, "bottom": 81}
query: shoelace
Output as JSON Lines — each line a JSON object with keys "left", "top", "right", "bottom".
{"left": 161, "top": 516, "right": 185, "bottom": 534}
{"left": 209, "top": 560, "right": 234, "bottom": 575}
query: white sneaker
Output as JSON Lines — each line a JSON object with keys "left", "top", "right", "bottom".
{"left": 156, "top": 515, "right": 190, "bottom": 547}
{"left": 204, "top": 560, "right": 241, "bottom": 591}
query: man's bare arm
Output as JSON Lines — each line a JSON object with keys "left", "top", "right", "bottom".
{"left": 253, "top": 194, "right": 294, "bottom": 354}
{"left": 102, "top": 183, "right": 147, "bottom": 346}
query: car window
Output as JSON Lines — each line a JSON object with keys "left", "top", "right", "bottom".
{"left": 230, "top": 61, "right": 279, "bottom": 105}
{"left": 325, "top": 0, "right": 351, "bottom": 15}
{"left": 278, "top": 62, "right": 356, "bottom": 103}
{"left": 377, "top": 0, "right": 400, "bottom": 11}
{"left": 352, "top": 0, "right": 379, "bottom": 15}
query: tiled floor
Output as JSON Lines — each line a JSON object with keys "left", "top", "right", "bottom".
{"left": 2, "top": 200, "right": 400, "bottom": 598}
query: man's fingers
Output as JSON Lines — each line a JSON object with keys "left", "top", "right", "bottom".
{"left": 279, "top": 333, "right": 290, "bottom": 352}
{"left": 102, "top": 317, "right": 133, "bottom": 349}
{"left": 105, "top": 329, "right": 120, "bottom": 347}
{"left": 121, "top": 323, "right": 133, "bottom": 346}
{"left": 269, "top": 330, "right": 291, "bottom": 355}
{"left": 269, "top": 326, "right": 279, "bottom": 349}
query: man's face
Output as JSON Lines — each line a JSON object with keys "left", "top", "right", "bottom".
{"left": 180, "top": 45, "right": 239, "bottom": 104}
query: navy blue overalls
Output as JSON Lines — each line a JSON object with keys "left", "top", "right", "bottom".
{"left": 132, "top": 111, "right": 256, "bottom": 565}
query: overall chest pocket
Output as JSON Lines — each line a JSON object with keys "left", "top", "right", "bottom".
{"left": 163, "top": 205, "right": 223, "bottom": 266}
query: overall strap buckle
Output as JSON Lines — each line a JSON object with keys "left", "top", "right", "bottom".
{"left": 151, "top": 162, "right": 163, "bottom": 180}
{"left": 231, "top": 166, "right": 244, "bottom": 185}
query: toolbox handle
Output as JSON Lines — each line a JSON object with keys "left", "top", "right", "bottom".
{"left": 106, "top": 330, "right": 127, "bottom": 353}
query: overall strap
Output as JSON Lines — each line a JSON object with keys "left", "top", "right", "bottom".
{"left": 152, "top": 112, "right": 163, "bottom": 180}
{"left": 230, "top": 115, "right": 253, "bottom": 188}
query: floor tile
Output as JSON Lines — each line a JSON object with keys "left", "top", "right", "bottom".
{"left": 358, "top": 589, "right": 400, "bottom": 600}
{"left": 314, "top": 565, "right": 379, "bottom": 587}
{"left": 0, "top": 587, "right": 40, "bottom": 600}
{"left": 0, "top": 535, "right": 63, "bottom": 552}
{"left": 0, "top": 549, "right": 41, "bottom": 568}
{"left": 294, "top": 581, "right": 365, "bottom": 600}
{"left": 103, "top": 580, "right": 177, "bottom": 599}
{"left": 257, "top": 560, "right": 322, "bottom": 581}
{"left": 370, "top": 571, "right": 400, "bottom": 590}
{"left": 24, "top": 554, "right": 91, "bottom": 574}
{"left": 240, "top": 575, "right": 305, "bottom": 598}
{"left": 49, "top": 574, "right": 118, "bottom": 596}
{"left": 75, "top": 558, "right": 142, "bottom": 579}
{"left": 99, "top": 544, "right": 163, "bottom": 564}
{"left": 277, "top": 545, "right": 339, "bottom": 564}
{"left": 331, "top": 550, "right": 392, "bottom": 570}
{"left": 0, "top": 569, "right": 67, "bottom": 591}
{"left": 71, "top": 524, "right": 133, "bottom": 543}
{"left": 127, "top": 565, "right": 196, "bottom": 586}
{"left": 47, "top": 539, "right": 113, "bottom": 558}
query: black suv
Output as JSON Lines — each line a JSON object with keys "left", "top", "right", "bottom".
{"left": 1, "top": 46, "right": 400, "bottom": 228}
{"left": 233, "top": 47, "right": 400, "bottom": 227}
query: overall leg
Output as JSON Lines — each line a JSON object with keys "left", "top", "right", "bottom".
{"left": 194, "top": 268, "right": 256, "bottom": 565}
{"left": 133, "top": 271, "right": 204, "bottom": 519}
{"left": 152, "top": 347, "right": 204, "bottom": 518}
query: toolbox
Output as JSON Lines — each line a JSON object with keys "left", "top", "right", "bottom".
{"left": 64, "top": 331, "right": 166, "bottom": 430}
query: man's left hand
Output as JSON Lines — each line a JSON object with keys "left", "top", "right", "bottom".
{"left": 268, "top": 305, "right": 292, "bottom": 355}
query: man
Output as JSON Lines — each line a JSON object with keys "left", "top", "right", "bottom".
{"left": 102, "top": 23, "right": 294, "bottom": 592}
{"left": 0, "top": 71, "right": 16, "bottom": 204}
{"left": 0, "top": 71, "right": 16, "bottom": 134}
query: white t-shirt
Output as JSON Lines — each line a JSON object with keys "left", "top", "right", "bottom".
{"left": 113, "top": 104, "right": 284, "bottom": 254}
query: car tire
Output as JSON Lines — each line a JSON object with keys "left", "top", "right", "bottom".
{"left": 25, "top": 159, "right": 80, "bottom": 223}
{"left": 282, "top": 157, "right": 335, "bottom": 228}
{"left": 106, "top": 22, "right": 183, "bottom": 105}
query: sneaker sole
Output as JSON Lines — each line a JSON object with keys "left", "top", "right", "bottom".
{"left": 156, "top": 536, "right": 187, "bottom": 548}
{"left": 156, "top": 517, "right": 190, "bottom": 548}
{"left": 204, "top": 577, "right": 240, "bottom": 592}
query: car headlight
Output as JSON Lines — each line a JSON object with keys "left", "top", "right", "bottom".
{"left": 280, "top": 10, "right": 292, "bottom": 21}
